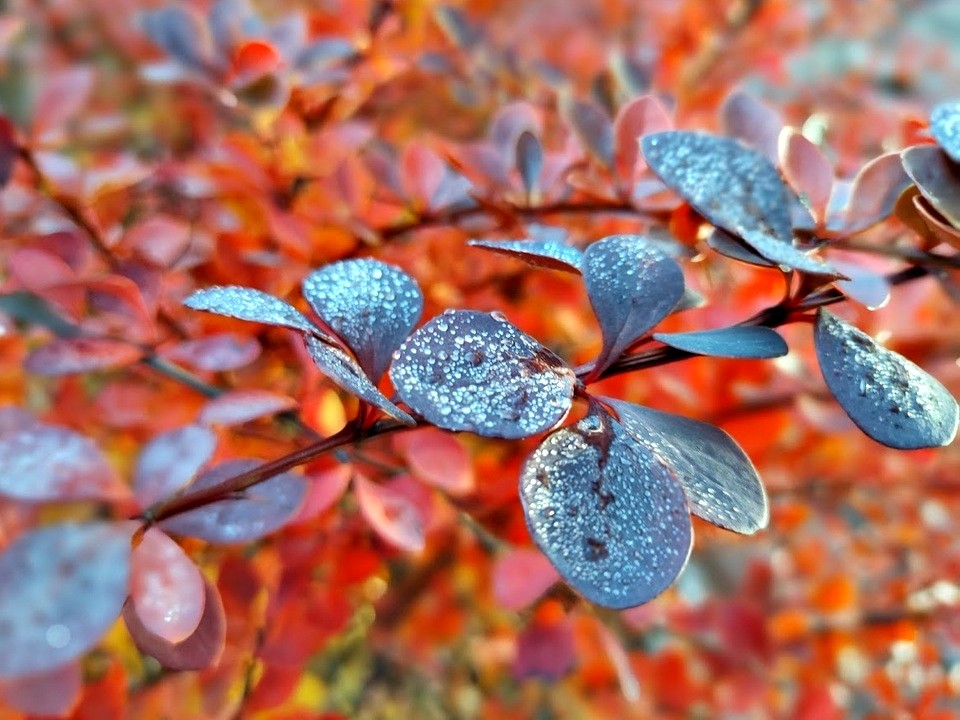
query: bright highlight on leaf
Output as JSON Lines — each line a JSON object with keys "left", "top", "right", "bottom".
{"left": 814, "top": 309, "right": 959, "bottom": 449}
{"left": 653, "top": 326, "right": 788, "bottom": 359}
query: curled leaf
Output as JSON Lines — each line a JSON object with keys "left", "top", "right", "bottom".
{"left": 902, "top": 145, "right": 960, "bottom": 228}
{"left": 653, "top": 326, "right": 788, "bottom": 359}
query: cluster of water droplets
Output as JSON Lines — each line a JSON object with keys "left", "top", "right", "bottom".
{"left": 467, "top": 234, "right": 584, "bottom": 273}
{"left": 183, "top": 286, "right": 320, "bottom": 336}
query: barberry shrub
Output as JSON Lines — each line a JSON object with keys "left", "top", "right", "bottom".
{"left": 1, "top": 0, "right": 959, "bottom": 716}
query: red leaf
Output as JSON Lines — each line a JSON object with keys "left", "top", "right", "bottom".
{"left": 0, "top": 115, "right": 17, "bottom": 189}
{"left": 130, "top": 529, "right": 205, "bottom": 643}
{"left": 779, "top": 128, "right": 833, "bottom": 225}
{"left": 354, "top": 474, "right": 425, "bottom": 552}
{"left": 401, "top": 142, "right": 447, "bottom": 210}
{"left": 514, "top": 617, "right": 576, "bottom": 680}
{"left": 490, "top": 102, "right": 541, "bottom": 159}
{"left": 292, "top": 465, "right": 352, "bottom": 523}
{"left": 492, "top": 548, "right": 560, "bottom": 611}
{"left": 133, "top": 424, "right": 217, "bottom": 508}
{"left": 393, "top": 427, "right": 474, "bottom": 495}
{"left": 199, "top": 389, "right": 298, "bottom": 427}
{"left": 7, "top": 247, "right": 76, "bottom": 291}
{"left": 613, "top": 94, "right": 672, "bottom": 187}
{"left": 231, "top": 40, "right": 283, "bottom": 87}
{"left": 0, "top": 424, "right": 128, "bottom": 502}
{"left": 0, "top": 661, "right": 82, "bottom": 717}
{"left": 122, "top": 577, "right": 226, "bottom": 671}
{"left": 124, "top": 216, "right": 192, "bottom": 268}
{"left": 160, "top": 333, "right": 262, "bottom": 372}
{"left": 31, "top": 66, "right": 95, "bottom": 141}
{"left": 25, "top": 337, "right": 144, "bottom": 376}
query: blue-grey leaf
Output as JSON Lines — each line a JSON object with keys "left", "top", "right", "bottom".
{"left": 184, "top": 286, "right": 321, "bottom": 336}
{"left": 304, "top": 335, "right": 414, "bottom": 425}
{"left": 605, "top": 399, "right": 768, "bottom": 534}
{"left": 706, "top": 228, "right": 776, "bottom": 268}
{"left": 516, "top": 130, "right": 543, "bottom": 197}
{"left": 583, "top": 235, "right": 685, "bottom": 373}
{"left": 568, "top": 99, "right": 614, "bottom": 167}
{"left": 814, "top": 309, "right": 959, "bottom": 449}
{"left": 468, "top": 227, "right": 583, "bottom": 273}
{"left": 519, "top": 407, "right": 692, "bottom": 608}
{"left": 302, "top": 259, "right": 423, "bottom": 380}
{"left": 389, "top": 310, "right": 576, "bottom": 439}
{"left": 653, "top": 326, "right": 788, "bottom": 359}
{"left": 902, "top": 145, "right": 960, "bottom": 228}
{"left": 931, "top": 101, "right": 960, "bottom": 163}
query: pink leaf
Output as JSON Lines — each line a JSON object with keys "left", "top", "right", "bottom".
{"left": 394, "top": 428, "right": 474, "bottom": 495}
{"left": 779, "top": 128, "right": 833, "bottom": 225}
{"left": 292, "top": 465, "right": 352, "bottom": 523}
{"left": 160, "top": 333, "right": 262, "bottom": 372}
{"left": 7, "top": 247, "right": 76, "bottom": 291}
{"left": 0, "top": 424, "right": 128, "bottom": 502}
{"left": 514, "top": 617, "right": 576, "bottom": 680}
{"left": 613, "top": 95, "right": 672, "bottom": 186}
{"left": 492, "top": 548, "right": 560, "bottom": 611}
{"left": 0, "top": 523, "right": 132, "bottom": 679}
{"left": 198, "top": 389, "right": 298, "bottom": 427}
{"left": 719, "top": 89, "right": 783, "bottom": 164}
{"left": 130, "top": 529, "right": 205, "bottom": 644}
{"left": 25, "top": 338, "right": 144, "bottom": 376}
{"left": 840, "top": 152, "right": 911, "bottom": 232}
{"left": 125, "top": 216, "right": 192, "bottom": 268}
{"left": 133, "top": 424, "right": 217, "bottom": 508}
{"left": 123, "top": 576, "right": 225, "bottom": 671}
{"left": 354, "top": 474, "right": 425, "bottom": 552}
{"left": 401, "top": 142, "right": 447, "bottom": 210}
{"left": 0, "top": 661, "right": 82, "bottom": 717}
{"left": 31, "top": 67, "right": 95, "bottom": 141}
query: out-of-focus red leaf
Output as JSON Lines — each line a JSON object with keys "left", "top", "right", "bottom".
{"left": 567, "top": 99, "right": 614, "bottom": 167}
{"left": 25, "top": 337, "right": 144, "bottom": 376}
{"left": 122, "top": 576, "right": 226, "bottom": 671}
{"left": 492, "top": 547, "right": 560, "bottom": 611}
{"left": 490, "top": 102, "right": 541, "bottom": 159}
{"left": 160, "top": 333, "right": 262, "bottom": 372}
{"left": 292, "top": 464, "right": 352, "bottom": 523}
{"left": 7, "top": 247, "right": 76, "bottom": 290}
{"left": 354, "top": 473, "right": 425, "bottom": 552}
{"left": 793, "top": 683, "right": 843, "bottom": 720}
{"left": 125, "top": 216, "right": 192, "bottom": 268}
{"left": 393, "top": 427, "right": 474, "bottom": 496}
{"left": 779, "top": 128, "right": 833, "bottom": 225}
{"left": 31, "top": 66, "right": 95, "bottom": 141}
{"left": 613, "top": 94, "right": 672, "bottom": 186}
{"left": 198, "top": 389, "right": 298, "bottom": 427}
{"left": 401, "top": 142, "right": 447, "bottom": 210}
{"left": 0, "top": 423, "right": 128, "bottom": 502}
{"left": 514, "top": 616, "right": 576, "bottom": 680}
{"left": 0, "top": 523, "right": 132, "bottom": 679}
{"left": 133, "top": 424, "right": 217, "bottom": 508}
{"left": 0, "top": 115, "right": 16, "bottom": 188}
{"left": 840, "top": 152, "right": 911, "bottom": 232}
{"left": 720, "top": 90, "right": 782, "bottom": 164}
{"left": 130, "top": 528, "right": 205, "bottom": 643}
{"left": 0, "top": 661, "right": 82, "bottom": 717}
{"left": 83, "top": 275, "right": 154, "bottom": 329}
{"left": 231, "top": 40, "right": 283, "bottom": 87}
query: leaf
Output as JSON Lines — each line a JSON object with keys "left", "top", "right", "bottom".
{"left": 719, "top": 90, "right": 783, "bottom": 165}
{"left": 390, "top": 310, "right": 576, "bottom": 439}
{"left": 0, "top": 116, "right": 16, "bottom": 189}
{"left": 515, "top": 130, "right": 543, "bottom": 197}
{"left": 841, "top": 152, "right": 913, "bottom": 232}
{"left": 930, "top": 100, "right": 960, "bottom": 162}
{"left": 831, "top": 259, "right": 891, "bottom": 310}
{"left": 613, "top": 94, "right": 672, "bottom": 186}
{"left": 130, "top": 529, "right": 205, "bottom": 644}
{"left": 468, "top": 227, "right": 583, "bottom": 273}
{"left": 519, "top": 408, "right": 692, "bottom": 608}
{"left": 401, "top": 142, "right": 447, "bottom": 210}
{"left": 122, "top": 576, "right": 225, "bottom": 671}
{"left": 302, "top": 258, "right": 423, "bottom": 380}
{"left": 31, "top": 67, "right": 95, "bottom": 141}
{"left": 142, "top": 6, "right": 209, "bottom": 70}
{"left": 779, "top": 128, "right": 833, "bottom": 225}
{"left": 567, "top": 99, "right": 614, "bottom": 167}
{"left": 605, "top": 399, "right": 769, "bottom": 534}
{"left": 133, "top": 424, "right": 217, "bottom": 508}
{"left": 642, "top": 132, "right": 839, "bottom": 276}
{"left": 0, "top": 424, "right": 127, "bottom": 502}
{"left": 652, "top": 326, "right": 788, "bottom": 359}
{"left": 199, "top": 389, "right": 297, "bottom": 427}
{"left": 25, "top": 338, "right": 144, "bottom": 376}
{"left": 0, "top": 523, "right": 132, "bottom": 679}
{"left": 514, "top": 618, "right": 576, "bottom": 680}
{"left": 492, "top": 548, "right": 560, "bottom": 611}
{"left": 354, "top": 474, "right": 426, "bottom": 552}
{"left": 160, "top": 333, "right": 262, "bottom": 372}
{"left": 705, "top": 228, "right": 776, "bottom": 268}
{"left": 583, "top": 234, "right": 685, "bottom": 373}
{"left": 814, "top": 309, "right": 959, "bottom": 449}
{"left": 125, "top": 216, "right": 192, "bottom": 268}
{"left": 394, "top": 427, "right": 474, "bottom": 495}
{"left": 912, "top": 193, "right": 960, "bottom": 251}
{"left": 161, "top": 459, "right": 307, "bottom": 543}
{"left": 184, "top": 286, "right": 322, "bottom": 336}
{"left": 303, "top": 335, "right": 414, "bottom": 425}
{"left": 291, "top": 465, "right": 352, "bottom": 523}
{"left": 901, "top": 145, "right": 960, "bottom": 228}
{"left": 0, "top": 661, "right": 82, "bottom": 717}
{"left": 490, "top": 102, "right": 540, "bottom": 159}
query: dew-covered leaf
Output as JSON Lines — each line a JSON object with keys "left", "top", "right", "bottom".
{"left": 133, "top": 424, "right": 216, "bottom": 508}
{"left": 122, "top": 576, "right": 225, "bottom": 671}
{"left": 0, "top": 424, "right": 128, "bottom": 502}
{"left": 390, "top": 310, "right": 576, "bottom": 439}
{"left": 302, "top": 259, "right": 423, "bottom": 380}
{"left": 814, "top": 309, "right": 959, "bottom": 449}
{"left": 642, "top": 132, "right": 839, "bottom": 276}
{"left": 468, "top": 228, "right": 583, "bottom": 273}
{"left": 0, "top": 523, "right": 132, "bottom": 679}
{"left": 161, "top": 459, "right": 307, "bottom": 543}
{"left": 199, "top": 389, "right": 297, "bottom": 427}
{"left": 719, "top": 90, "right": 783, "bottom": 164}
{"left": 653, "top": 326, "right": 788, "bottom": 359}
{"left": 519, "top": 408, "right": 692, "bottom": 608}
{"left": 183, "top": 286, "right": 321, "bottom": 336}
{"left": 492, "top": 548, "right": 560, "bottom": 611}
{"left": 902, "top": 145, "right": 960, "bottom": 228}
{"left": 931, "top": 100, "right": 960, "bottom": 162}
{"left": 394, "top": 427, "right": 474, "bottom": 495}
{"left": 130, "top": 529, "right": 205, "bottom": 644}
{"left": 303, "top": 335, "right": 414, "bottom": 425}
{"left": 354, "top": 474, "right": 426, "bottom": 552}
{"left": 841, "top": 152, "right": 913, "bottom": 232}
{"left": 516, "top": 130, "right": 542, "bottom": 196}
{"left": 605, "top": 399, "right": 768, "bottom": 534}
{"left": 160, "top": 333, "right": 262, "bottom": 372}
{"left": 0, "top": 661, "right": 82, "bottom": 717}
{"left": 583, "top": 235, "right": 685, "bottom": 373}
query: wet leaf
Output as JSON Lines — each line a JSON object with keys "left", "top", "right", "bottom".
{"left": 25, "top": 338, "right": 144, "bottom": 376}
{"left": 492, "top": 548, "right": 560, "bottom": 611}
{"left": 0, "top": 523, "right": 132, "bottom": 679}
{"left": 583, "top": 234, "right": 685, "bottom": 373}
{"left": 133, "top": 424, "right": 216, "bottom": 508}
{"left": 902, "top": 145, "right": 960, "bottom": 227}
{"left": 184, "top": 286, "right": 321, "bottom": 336}
{"left": 779, "top": 128, "right": 833, "bottom": 224}
{"left": 390, "top": 310, "right": 576, "bottom": 439}
{"left": 841, "top": 152, "right": 913, "bottom": 232}
{"left": 199, "top": 389, "right": 297, "bottom": 427}
{"left": 930, "top": 100, "right": 960, "bottom": 162}
{"left": 354, "top": 474, "right": 426, "bottom": 552}
{"left": 394, "top": 427, "right": 474, "bottom": 495}
{"left": 516, "top": 130, "right": 543, "bottom": 197}
{"left": 814, "top": 309, "right": 959, "bottom": 449}
{"left": 719, "top": 90, "right": 783, "bottom": 164}
{"left": 519, "top": 408, "right": 692, "bottom": 608}
{"left": 0, "top": 661, "right": 82, "bottom": 717}
{"left": 653, "top": 326, "right": 788, "bottom": 359}
{"left": 468, "top": 228, "right": 583, "bottom": 273}
{"left": 161, "top": 459, "right": 307, "bottom": 543}
{"left": 130, "top": 529, "right": 205, "bottom": 643}
{"left": 605, "top": 399, "right": 768, "bottom": 534}
{"left": 0, "top": 424, "right": 127, "bottom": 502}
{"left": 303, "top": 335, "right": 414, "bottom": 425}
{"left": 302, "top": 259, "right": 423, "bottom": 380}
{"left": 122, "top": 577, "right": 225, "bottom": 671}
